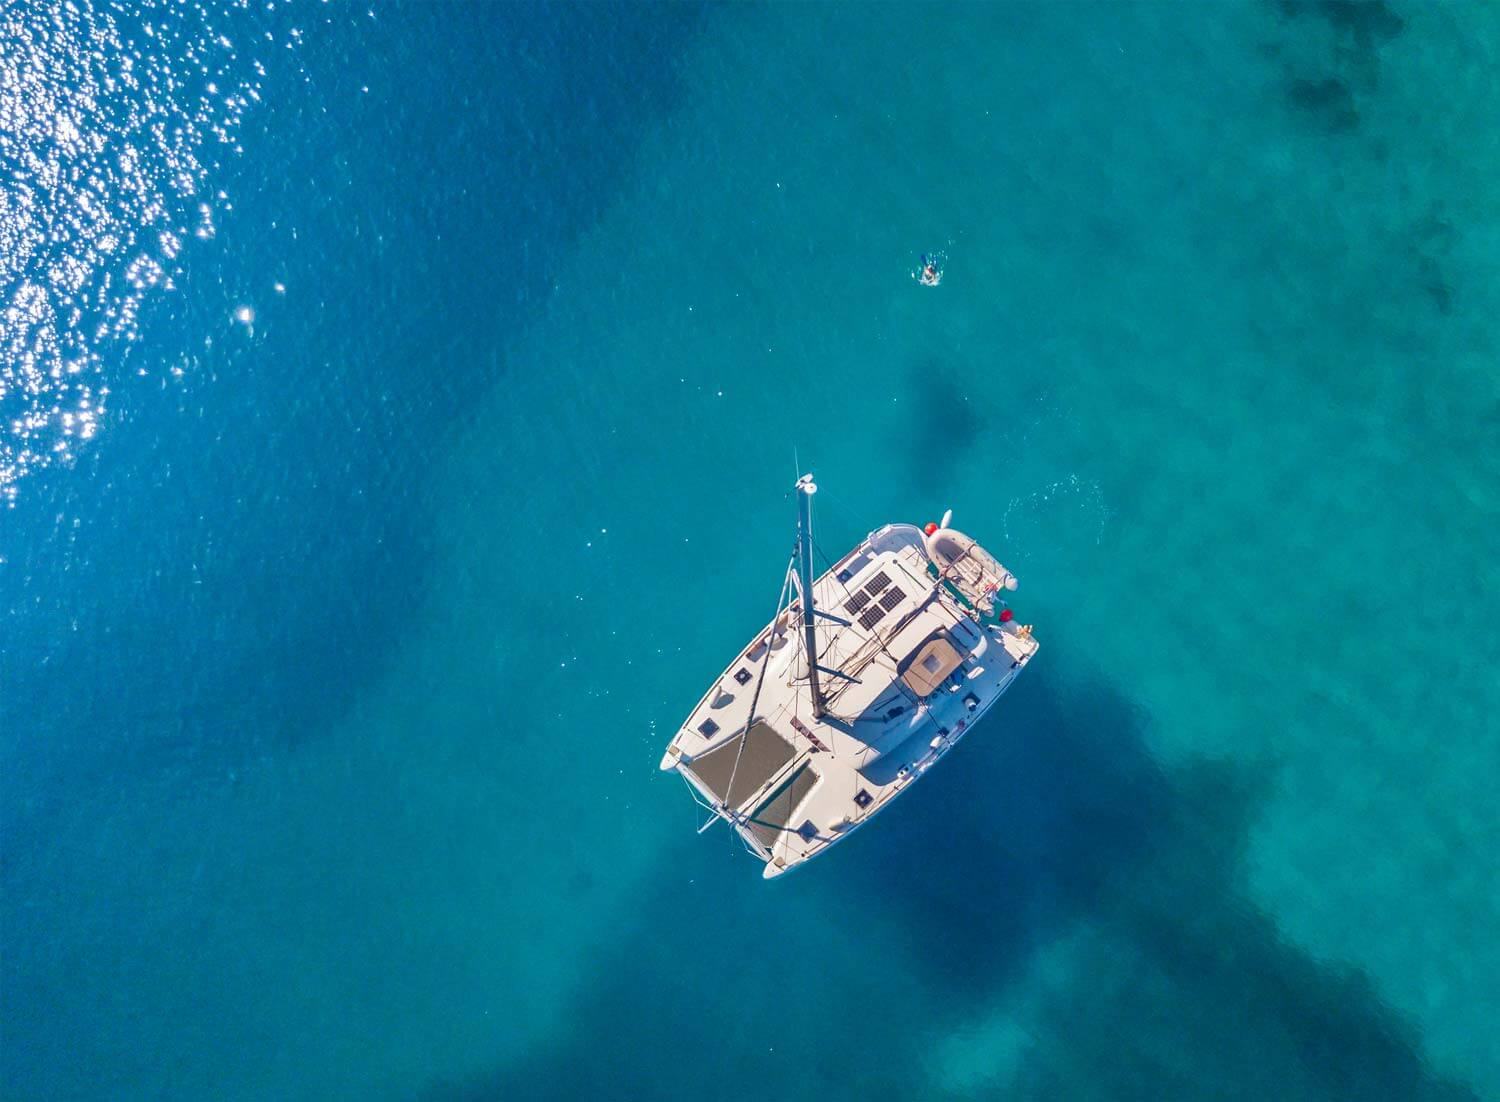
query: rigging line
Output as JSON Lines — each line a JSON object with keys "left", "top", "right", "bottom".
{"left": 719, "top": 551, "right": 797, "bottom": 848}
{"left": 809, "top": 532, "right": 927, "bottom": 714}
{"left": 811, "top": 532, "right": 905, "bottom": 662}
{"left": 808, "top": 482, "right": 867, "bottom": 541}
{"left": 811, "top": 533, "right": 860, "bottom": 604}
{"left": 687, "top": 775, "right": 719, "bottom": 834}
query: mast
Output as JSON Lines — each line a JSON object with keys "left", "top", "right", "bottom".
{"left": 794, "top": 474, "right": 825, "bottom": 719}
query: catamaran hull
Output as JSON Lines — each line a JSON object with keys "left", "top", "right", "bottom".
{"left": 758, "top": 662, "right": 1024, "bottom": 879}
{"left": 662, "top": 494, "right": 1040, "bottom": 879}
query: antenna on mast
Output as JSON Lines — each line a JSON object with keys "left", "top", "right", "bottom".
{"left": 794, "top": 473, "right": 825, "bottom": 719}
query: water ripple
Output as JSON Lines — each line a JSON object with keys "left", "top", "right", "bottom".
{"left": 0, "top": 0, "right": 261, "bottom": 505}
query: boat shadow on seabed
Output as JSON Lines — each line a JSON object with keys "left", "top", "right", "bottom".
{"left": 421, "top": 669, "right": 1480, "bottom": 1102}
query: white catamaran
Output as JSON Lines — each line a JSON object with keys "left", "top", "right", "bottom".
{"left": 659, "top": 476, "right": 1039, "bottom": 878}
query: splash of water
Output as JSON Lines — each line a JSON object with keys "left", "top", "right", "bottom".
{"left": 0, "top": 0, "right": 261, "bottom": 505}
{"left": 1002, "top": 473, "right": 1111, "bottom": 556}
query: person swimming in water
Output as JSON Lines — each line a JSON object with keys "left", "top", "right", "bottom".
{"left": 919, "top": 253, "right": 942, "bottom": 286}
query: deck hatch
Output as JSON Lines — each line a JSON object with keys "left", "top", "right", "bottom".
{"left": 899, "top": 633, "right": 964, "bottom": 698}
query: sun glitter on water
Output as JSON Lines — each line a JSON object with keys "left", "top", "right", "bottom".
{"left": 0, "top": 1, "right": 263, "bottom": 505}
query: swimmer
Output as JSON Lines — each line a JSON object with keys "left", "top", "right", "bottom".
{"left": 918, "top": 253, "right": 942, "bottom": 286}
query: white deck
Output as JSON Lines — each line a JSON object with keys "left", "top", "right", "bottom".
{"left": 660, "top": 522, "right": 1039, "bottom": 878}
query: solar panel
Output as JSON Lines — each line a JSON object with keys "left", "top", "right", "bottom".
{"left": 879, "top": 585, "right": 905, "bottom": 612}
{"left": 865, "top": 571, "right": 892, "bottom": 596}
{"left": 843, "top": 590, "right": 871, "bottom": 614}
{"left": 857, "top": 604, "right": 887, "bottom": 630}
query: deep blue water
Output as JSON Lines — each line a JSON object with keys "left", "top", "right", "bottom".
{"left": 4, "top": 3, "right": 1499, "bottom": 1100}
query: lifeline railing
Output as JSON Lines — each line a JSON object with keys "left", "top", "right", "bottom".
{"left": 675, "top": 767, "right": 773, "bottom": 861}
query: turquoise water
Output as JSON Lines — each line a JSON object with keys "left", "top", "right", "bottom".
{"left": 4, "top": 2, "right": 1498, "bottom": 1099}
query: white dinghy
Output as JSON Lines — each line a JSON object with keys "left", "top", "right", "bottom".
{"left": 921, "top": 509, "right": 1019, "bottom": 617}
